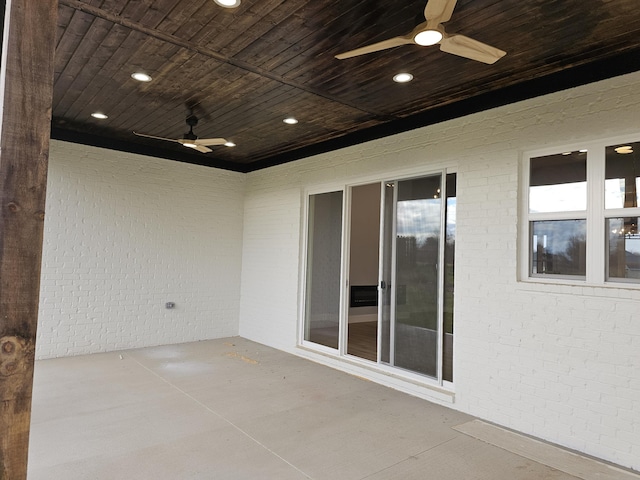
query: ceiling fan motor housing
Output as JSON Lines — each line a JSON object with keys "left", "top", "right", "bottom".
{"left": 183, "top": 131, "right": 198, "bottom": 141}
{"left": 184, "top": 114, "right": 199, "bottom": 140}
{"left": 186, "top": 114, "right": 199, "bottom": 127}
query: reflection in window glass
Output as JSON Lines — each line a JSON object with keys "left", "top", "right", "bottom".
{"left": 443, "top": 173, "right": 456, "bottom": 383}
{"left": 607, "top": 217, "right": 640, "bottom": 281}
{"left": 529, "top": 152, "right": 587, "bottom": 213}
{"left": 394, "top": 176, "right": 441, "bottom": 378}
{"left": 531, "top": 220, "right": 586, "bottom": 276}
{"left": 605, "top": 141, "right": 640, "bottom": 209}
{"left": 605, "top": 178, "right": 626, "bottom": 209}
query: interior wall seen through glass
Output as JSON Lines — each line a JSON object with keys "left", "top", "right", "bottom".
{"left": 347, "top": 183, "right": 381, "bottom": 362}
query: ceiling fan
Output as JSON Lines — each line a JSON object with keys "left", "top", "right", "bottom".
{"left": 133, "top": 113, "right": 228, "bottom": 153}
{"left": 335, "top": 0, "right": 506, "bottom": 64}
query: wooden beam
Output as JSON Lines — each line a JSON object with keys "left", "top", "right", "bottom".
{"left": 0, "top": 0, "right": 58, "bottom": 478}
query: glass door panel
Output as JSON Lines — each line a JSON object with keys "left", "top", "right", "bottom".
{"left": 304, "top": 191, "right": 343, "bottom": 349}
{"left": 394, "top": 176, "right": 442, "bottom": 377}
{"left": 443, "top": 173, "right": 456, "bottom": 382}
{"left": 379, "top": 182, "right": 395, "bottom": 364}
{"left": 347, "top": 183, "right": 381, "bottom": 361}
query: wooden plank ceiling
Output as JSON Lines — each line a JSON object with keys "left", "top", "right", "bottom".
{"left": 52, "top": 0, "right": 640, "bottom": 172}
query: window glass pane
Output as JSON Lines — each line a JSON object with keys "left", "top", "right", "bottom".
{"left": 304, "top": 191, "right": 343, "bottom": 349}
{"left": 395, "top": 176, "right": 441, "bottom": 378}
{"left": 529, "top": 151, "right": 587, "bottom": 213}
{"left": 380, "top": 183, "right": 394, "bottom": 365}
{"left": 607, "top": 217, "right": 640, "bottom": 281}
{"left": 531, "top": 220, "right": 586, "bottom": 276}
{"left": 605, "top": 141, "right": 640, "bottom": 209}
{"left": 443, "top": 173, "right": 456, "bottom": 383}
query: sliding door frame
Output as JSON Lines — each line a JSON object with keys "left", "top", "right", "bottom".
{"left": 299, "top": 183, "right": 348, "bottom": 355}
{"left": 299, "top": 167, "right": 456, "bottom": 389}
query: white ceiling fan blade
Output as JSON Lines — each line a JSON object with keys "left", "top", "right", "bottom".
{"left": 177, "top": 139, "right": 213, "bottom": 153}
{"left": 440, "top": 34, "right": 506, "bottom": 64}
{"left": 335, "top": 36, "right": 413, "bottom": 59}
{"left": 193, "top": 145, "right": 212, "bottom": 154}
{"left": 195, "top": 138, "right": 227, "bottom": 146}
{"left": 424, "top": 0, "right": 458, "bottom": 23}
{"left": 133, "top": 131, "right": 180, "bottom": 144}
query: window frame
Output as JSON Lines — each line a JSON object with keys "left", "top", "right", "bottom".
{"left": 520, "top": 135, "right": 640, "bottom": 287}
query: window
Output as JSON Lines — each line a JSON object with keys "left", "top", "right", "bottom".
{"left": 605, "top": 141, "right": 640, "bottom": 282}
{"left": 523, "top": 138, "right": 640, "bottom": 285}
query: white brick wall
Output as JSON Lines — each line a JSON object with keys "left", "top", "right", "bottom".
{"left": 238, "top": 71, "right": 640, "bottom": 470}
{"left": 37, "top": 142, "right": 245, "bottom": 358}
{"left": 237, "top": 184, "right": 302, "bottom": 352}
{"left": 37, "top": 71, "right": 640, "bottom": 469}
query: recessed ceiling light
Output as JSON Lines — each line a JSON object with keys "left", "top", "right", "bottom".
{"left": 393, "top": 73, "right": 413, "bottom": 83}
{"left": 615, "top": 145, "right": 633, "bottom": 154}
{"left": 414, "top": 29, "right": 443, "bottom": 46}
{"left": 91, "top": 112, "right": 108, "bottom": 119}
{"left": 579, "top": 149, "right": 588, "bottom": 153}
{"left": 214, "top": 0, "right": 241, "bottom": 7}
{"left": 131, "top": 72, "right": 152, "bottom": 82}
{"left": 283, "top": 117, "right": 298, "bottom": 125}
{"left": 224, "top": 141, "right": 236, "bottom": 147}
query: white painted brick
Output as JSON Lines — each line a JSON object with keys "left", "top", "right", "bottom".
{"left": 238, "top": 71, "right": 640, "bottom": 470}
{"left": 36, "top": 71, "right": 640, "bottom": 471}
{"left": 37, "top": 142, "right": 245, "bottom": 358}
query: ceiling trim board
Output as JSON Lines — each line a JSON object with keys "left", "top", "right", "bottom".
{"left": 51, "top": 127, "right": 248, "bottom": 173}
{"left": 245, "top": 47, "right": 640, "bottom": 172}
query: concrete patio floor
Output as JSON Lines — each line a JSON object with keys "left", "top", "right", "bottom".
{"left": 27, "top": 338, "right": 639, "bottom": 479}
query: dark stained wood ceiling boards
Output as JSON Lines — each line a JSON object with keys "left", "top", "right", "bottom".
{"left": 52, "top": 0, "right": 640, "bottom": 172}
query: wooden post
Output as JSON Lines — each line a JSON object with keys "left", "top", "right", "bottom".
{"left": 0, "top": 0, "right": 58, "bottom": 478}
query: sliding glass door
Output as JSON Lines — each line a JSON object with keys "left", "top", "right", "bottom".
{"left": 303, "top": 173, "right": 456, "bottom": 383}
{"left": 391, "top": 176, "right": 442, "bottom": 377}
{"left": 303, "top": 191, "right": 343, "bottom": 349}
